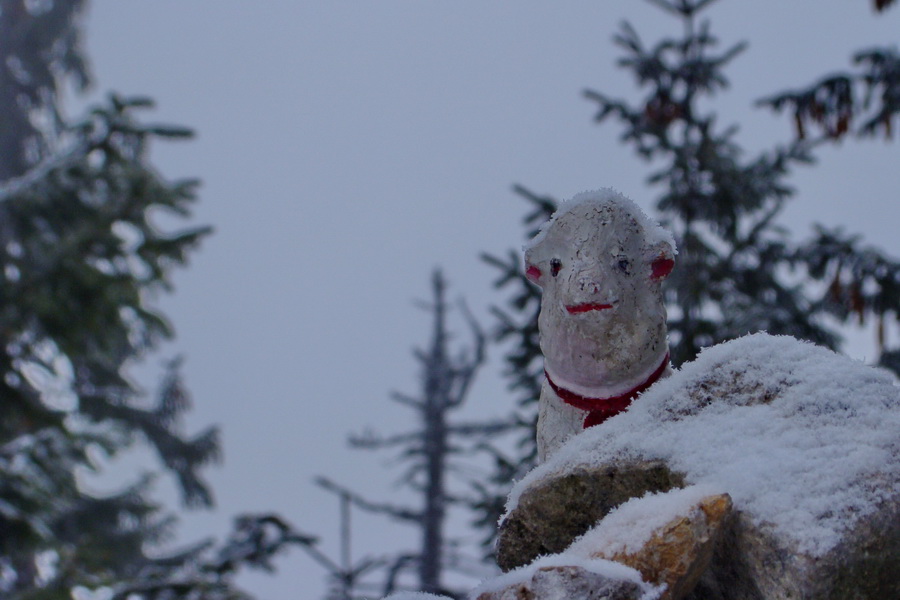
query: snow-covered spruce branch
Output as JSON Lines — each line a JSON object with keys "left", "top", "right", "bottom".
{"left": 0, "top": 138, "right": 90, "bottom": 203}
{"left": 108, "top": 514, "right": 318, "bottom": 600}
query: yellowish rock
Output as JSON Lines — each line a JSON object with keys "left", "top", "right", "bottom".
{"left": 592, "top": 493, "right": 732, "bottom": 600}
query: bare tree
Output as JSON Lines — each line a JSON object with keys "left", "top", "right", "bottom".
{"left": 318, "top": 269, "right": 510, "bottom": 598}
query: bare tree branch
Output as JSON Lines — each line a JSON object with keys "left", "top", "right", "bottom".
{"left": 315, "top": 476, "right": 421, "bottom": 523}
{"left": 315, "top": 268, "right": 515, "bottom": 597}
{"left": 390, "top": 391, "right": 424, "bottom": 409}
{"left": 348, "top": 429, "right": 423, "bottom": 449}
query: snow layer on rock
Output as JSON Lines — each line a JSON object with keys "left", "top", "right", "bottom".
{"left": 468, "top": 552, "right": 660, "bottom": 600}
{"left": 383, "top": 593, "right": 454, "bottom": 600}
{"left": 566, "top": 485, "right": 720, "bottom": 557}
{"left": 505, "top": 333, "right": 900, "bottom": 556}
{"left": 523, "top": 188, "right": 677, "bottom": 255}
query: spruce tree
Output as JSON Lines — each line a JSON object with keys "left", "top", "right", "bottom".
{"left": 0, "top": 0, "right": 89, "bottom": 181}
{"left": 479, "top": 0, "right": 900, "bottom": 556}
{"left": 0, "top": 2, "right": 312, "bottom": 598}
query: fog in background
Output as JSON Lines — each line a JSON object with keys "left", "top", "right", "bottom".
{"left": 77, "top": 3, "right": 898, "bottom": 598}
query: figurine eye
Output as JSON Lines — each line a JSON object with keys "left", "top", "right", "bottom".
{"left": 550, "top": 258, "right": 562, "bottom": 277}
{"left": 617, "top": 258, "right": 631, "bottom": 274}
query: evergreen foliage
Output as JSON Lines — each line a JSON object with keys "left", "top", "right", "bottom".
{"left": 479, "top": 0, "right": 900, "bottom": 556}
{"left": 759, "top": 0, "right": 897, "bottom": 142}
{"left": 0, "top": 2, "right": 311, "bottom": 598}
{"left": 0, "top": 0, "right": 90, "bottom": 181}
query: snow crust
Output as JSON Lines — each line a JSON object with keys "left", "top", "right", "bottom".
{"left": 467, "top": 553, "right": 659, "bottom": 600}
{"left": 524, "top": 188, "right": 677, "bottom": 255}
{"left": 383, "top": 593, "right": 454, "bottom": 600}
{"left": 505, "top": 333, "right": 900, "bottom": 556}
{"left": 566, "top": 485, "right": 720, "bottom": 557}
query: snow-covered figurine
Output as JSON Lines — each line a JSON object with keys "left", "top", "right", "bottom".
{"left": 525, "top": 189, "right": 676, "bottom": 462}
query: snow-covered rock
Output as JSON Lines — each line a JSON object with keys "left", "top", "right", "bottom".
{"left": 496, "top": 459, "right": 685, "bottom": 572}
{"left": 482, "top": 487, "right": 731, "bottom": 600}
{"left": 383, "top": 594, "right": 455, "bottom": 600}
{"left": 497, "top": 333, "right": 900, "bottom": 599}
{"left": 470, "top": 554, "right": 655, "bottom": 600}
{"left": 570, "top": 488, "right": 733, "bottom": 600}
{"left": 524, "top": 189, "right": 676, "bottom": 461}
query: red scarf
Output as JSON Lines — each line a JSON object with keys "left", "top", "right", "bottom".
{"left": 545, "top": 352, "right": 670, "bottom": 429}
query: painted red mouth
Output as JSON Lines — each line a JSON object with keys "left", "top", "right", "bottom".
{"left": 566, "top": 302, "right": 614, "bottom": 314}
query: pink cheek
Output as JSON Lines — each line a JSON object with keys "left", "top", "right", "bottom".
{"left": 651, "top": 258, "right": 674, "bottom": 280}
{"left": 526, "top": 265, "right": 542, "bottom": 283}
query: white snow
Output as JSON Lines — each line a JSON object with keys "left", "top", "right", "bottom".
{"left": 524, "top": 188, "right": 677, "bottom": 254}
{"left": 382, "top": 593, "right": 454, "bottom": 600}
{"left": 566, "top": 485, "right": 721, "bottom": 558}
{"left": 467, "top": 552, "right": 660, "bottom": 600}
{"left": 504, "top": 333, "right": 900, "bottom": 556}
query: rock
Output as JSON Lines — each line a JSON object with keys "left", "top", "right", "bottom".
{"left": 499, "top": 334, "right": 900, "bottom": 600}
{"left": 483, "top": 490, "right": 732, "bottom": 600}
{"left": 530, "top": 566, "right": 644, "bottom": 600}
{"left": 588, "top": 493, "right": 733, "bottom": 600}
{"left": 383, "top": 594, "right": 454, "bottom": 600}
{"left": 475, "top": 565, "right": 646, "bottom": 600}
{"left": 689, "top": 495, "right": 900, "bottom": 600}
{"left": 496, "top": 460, "right": 685, "bottom": 571}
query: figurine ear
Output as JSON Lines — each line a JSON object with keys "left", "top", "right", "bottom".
{"left": 524, "top": 246, "right": 544, "bottom": 286}
{"left": 651, "top": 256, "right": 674, "bottom": 280}
{"left": 647, "top": 241, "right": 675, "bottom": 281}
{"left": 525, "top": 262, "right": 543, "bottom": 285}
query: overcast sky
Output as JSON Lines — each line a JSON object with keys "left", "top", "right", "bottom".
{"left": 78, "top": 2, "right": 898, "bottom": 598}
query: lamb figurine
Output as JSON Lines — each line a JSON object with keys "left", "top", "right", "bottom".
{"left": 524, "top": 189, "right": 676, "bottom": 462}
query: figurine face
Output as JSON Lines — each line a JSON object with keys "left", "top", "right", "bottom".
{"left": 524, "top": 194, "right": 674, "bottom": 391}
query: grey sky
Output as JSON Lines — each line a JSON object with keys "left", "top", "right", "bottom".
{"left": 79, "top": 2, "right": 898, "bottom": 598}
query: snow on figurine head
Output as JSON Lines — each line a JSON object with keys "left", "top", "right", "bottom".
{"left": 525, "top": 189, "right": 676, "bottom": 461}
